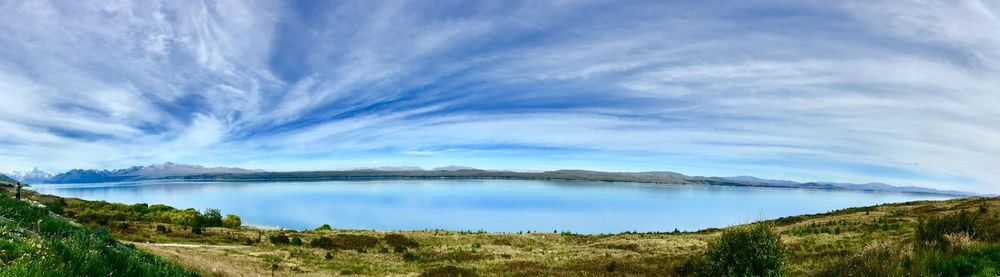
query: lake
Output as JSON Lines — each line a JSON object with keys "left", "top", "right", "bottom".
{"left": 31, "top": 179, "right": 953, "bottom": 234}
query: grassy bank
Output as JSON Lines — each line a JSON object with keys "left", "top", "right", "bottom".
{"left": 7, "top": 186, "right": 1000, "bottom": 276}
{"left": 0, "top": 192, "right": 195, "bottom": 276}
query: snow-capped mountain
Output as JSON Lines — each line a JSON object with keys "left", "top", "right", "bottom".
{"left": 46, "top": 162, "right": 263, "bottom": 184}
{"left": 8, "top": 167, "right": 54, "bottom": 183}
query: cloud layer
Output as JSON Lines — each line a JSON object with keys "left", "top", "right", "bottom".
{"left": 1, "top": 0, "right": 998, "bottom": 192}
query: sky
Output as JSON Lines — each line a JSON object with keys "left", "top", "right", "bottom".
{"left": 0, "top": 0, "right": 998, "bottom": 193}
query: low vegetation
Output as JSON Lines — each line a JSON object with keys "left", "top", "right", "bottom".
{"left": 4, "top": 186, "right": 1000, "bottom": 276}
{"left": 691, "top": 223, "right": 785, "bottom": 276}
{"left": 59, "top": 198, "right": 239, "bottom": 231}
{"left": 0, "top": 192, "right": 195, "bottom": 276}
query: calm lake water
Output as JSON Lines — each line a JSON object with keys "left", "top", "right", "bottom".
{"left": 31, "top": 179, "right": 953, "bottom": 234}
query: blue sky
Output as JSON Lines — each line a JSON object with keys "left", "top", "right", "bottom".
{"left": 1, "top": 1, "right": 998, "bottom": 192}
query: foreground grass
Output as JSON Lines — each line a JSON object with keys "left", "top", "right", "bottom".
{"left": 9, "top": 186, "right": 1000, "bottom": 276}
{"left": 0, "top": 193, "right": 196, "bottom": 276}
{"left": 135, "top": 196, "right": 1000, "bottom": 276}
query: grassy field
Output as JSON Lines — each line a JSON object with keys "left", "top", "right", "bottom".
{"left": 6, "top": 186, "right": 1000, "bottom": 276}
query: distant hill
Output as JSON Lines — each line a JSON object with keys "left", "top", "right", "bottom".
{"left": 46, "top": 162, "right": 262, "bottom": 184}
{"left": 0, "top": 173, "right": 18, "bottom": 185}
{"left": 431, "top": 165, "right": 479, "bottom": 171}
{"left": 706, "top": 177, "right": 981, "bottom": 196}
{"left": 41, "top": 163, "right": 984, "bottom": 197}
{"left": 720, "top": 176, "right": 801, "bottom": 187}
{"left": 165, "top": 168, "right": 697, "bottom": 186}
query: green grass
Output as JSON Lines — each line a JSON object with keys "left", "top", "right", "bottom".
{"left": 926, "top": 244, "right": 1000, "bottom": 276}
{"left": 8, "top": 187, "right": 1000, "bottom": 276}
{"left": 0, "top": 193, "right": 196, "bottom": 276}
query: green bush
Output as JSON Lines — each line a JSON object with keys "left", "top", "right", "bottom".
{"left": 308, "top": 234, "right": 379, "bottom": 250}
{"left": 65, "top": 199, "right": 234, "bottom": 229}
{"left": 311, "top": 236, "right": 335, "bottom": 249}
{"left": 916, "top": 211, "right": 978, "bottom": 247}
{"left": 222, "top": 214, "right": 242, "bottom": 229}
{"left": 198, "top": 208, "right": 223, "bottom": 227}
{"left": 269, "top": 234, "right": 291, "bottom": 245}
{"left": 695, "top": 223, "right": 785, "bottom": 277}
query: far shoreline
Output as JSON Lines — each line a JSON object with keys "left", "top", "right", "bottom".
{"left": 35, "top": 174, "right": 975, "bottom": 198}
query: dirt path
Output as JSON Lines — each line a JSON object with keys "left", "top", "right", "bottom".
{"left": 134, "top": 242, "right": 281, "bottom": 277}
{"left": 127, "top": 241, "right": 251, "bottom": 249}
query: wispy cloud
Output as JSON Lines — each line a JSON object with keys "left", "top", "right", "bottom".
{"left": 0, "top": 0, "right": 998, "bottom": 192}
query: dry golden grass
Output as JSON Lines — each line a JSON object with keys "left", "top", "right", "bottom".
{"left": 116, "top": 197, "right": 1000, "bottom": 276}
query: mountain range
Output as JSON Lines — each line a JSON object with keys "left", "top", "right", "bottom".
{"left": 7, "top": 167, "right": 54, "bottom": 184}
{"left": 39, "top": 162, "right": 262, "bottom": 184}
{"left": 13, "top": 163, "right": 985, "bottom": 197}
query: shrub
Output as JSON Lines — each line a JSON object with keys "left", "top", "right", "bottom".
{"left": 915, "top": 210, "right": 1000, "bottom": 249}
{"left": 62, "top": 198, "right": 237, "bottom": 229}
{"left": 199, "top": 208, "right": 223, "bottom": 227}
{"left": 606, "top": 261, "right": 618, "bottom": 272}
{"left": 155, "top": 225, "right": 171, "bottom": 234}
{"left": 916, "top": 211, "right": 978, "bottom": 247}
{"left": 315, "top": 224, "right": 332, "bottom": 231}
{"left": 222, "top": 214, "right": 241, "bottom": 229}
{"left": 311, "top": 236, "right": 334, "bottom": 249}
{"left": 926, "top": 244, "right": 1000, "bottom": 276}
{"left": 819, "top": 241, "right": 908, "bottom": 277}
{"left": 269, "top": 235, "right": 290, "bottom": 245}
{"left": 47, "top": 197, "right": 66, "bottom": 214}
{"left": 291, "top": 237, "right": 302, "bottom": 246}
{"left": 420, "top": 265, "right": 477, "bottom": 277}
{"left": 403, "top": 252, "right": 423, "bottom": 262}
{"left": 695, "top": 223, "right": 785, "bottom": 277}
{"left": 308, "top": 234, "right": 379, "bottom": 250}
{"left": 384, "top": 234, "right": 419, "bottom": 248}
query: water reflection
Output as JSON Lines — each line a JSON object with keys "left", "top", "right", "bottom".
{"left": 31, "top": 179, "right": 952, "bottom": 234}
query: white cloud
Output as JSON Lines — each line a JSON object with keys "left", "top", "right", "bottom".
{"left": 0, "top": 1, "right": 998, "bottom": 193}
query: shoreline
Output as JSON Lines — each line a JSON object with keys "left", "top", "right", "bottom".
{"left": 35, "top": 175, "right": 980, "bottom": 198}
{"left": 22, "top": 185, "right": 963, "bottom": 235}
